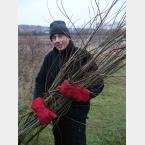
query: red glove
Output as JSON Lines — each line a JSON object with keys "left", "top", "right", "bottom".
{"left": 31, "top": 97, "right": 57, "bottom": 125}
{"left": 58, "top": 80, "right": 90, "bottom": 102}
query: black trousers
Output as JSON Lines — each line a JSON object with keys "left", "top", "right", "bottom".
{"left": 53, "top": 116, "right": 87, "bottom": 145}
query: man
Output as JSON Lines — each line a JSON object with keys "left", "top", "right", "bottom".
{"left": 31, "top": 20, "right": 104, "bottom": 145}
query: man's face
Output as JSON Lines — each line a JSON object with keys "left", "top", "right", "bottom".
{"left": 51, "top": 34, "right": 70, "bottom": 51}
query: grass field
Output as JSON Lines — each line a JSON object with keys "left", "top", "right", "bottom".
{"left": 86, "top": 68, "right": 126, "bottom": 145}
{"left": 19, "top": 68, "right": 126, "bottom": 145}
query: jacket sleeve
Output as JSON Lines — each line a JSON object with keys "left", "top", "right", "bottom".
{"left": 81, "top": 50, "right": 104, "bottom": 99}
{"left": 33, "top": 55, "right": 50, "bottom": 99}
{"left": 88, "top": 76, "right": 104, "bottom": 99}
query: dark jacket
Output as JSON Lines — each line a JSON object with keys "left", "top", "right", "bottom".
{"left": 34, "top": 40, "right": 104, "bottom": 119}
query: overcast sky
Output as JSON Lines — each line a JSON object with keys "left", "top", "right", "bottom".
{"left": 18, "top": 0, "right": 126, "bottom": 27}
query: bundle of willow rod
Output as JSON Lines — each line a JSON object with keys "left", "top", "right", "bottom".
{"left": 18, "top": 0, "right": 126, "bottom": 144}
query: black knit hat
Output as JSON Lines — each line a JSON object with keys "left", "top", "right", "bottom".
{"left": 49, "top": 20, "right": 71, "bottom": 40}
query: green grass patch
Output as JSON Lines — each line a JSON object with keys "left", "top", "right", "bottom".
{"left": 87, "top": 68, "right": 126, "bottom": 145}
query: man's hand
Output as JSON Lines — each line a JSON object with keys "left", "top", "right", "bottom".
{"left": 31, "top": 97, "right": 57, "bottom": 125}
{"left": 58, "top": 80, "right": 90, "bottom": 102}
